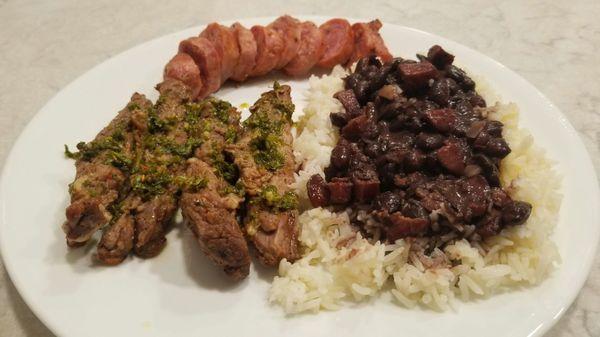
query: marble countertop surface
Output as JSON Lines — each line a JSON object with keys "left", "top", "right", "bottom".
{"left": 1, "top": 0, "right": 599, "bottom": 336}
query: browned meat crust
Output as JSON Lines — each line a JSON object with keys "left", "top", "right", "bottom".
{"left": 63, "top": 93, "right": 152, "bottom": 247}
{"left": 180, "top": 159, "right": 250, "bottom": 280}
{"left": 97, "top": 196, "right": 139, "bottom": 265}
{"left": 230, "top": 84, "right": 299, "bottom": 266}
{"left": 178, "top": 97, "right": 251, "bottom": 279}
{"left": 200, "top": 23, "right": 240, "bottom": 83}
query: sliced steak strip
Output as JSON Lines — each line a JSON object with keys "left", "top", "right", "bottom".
{"left": 97, "top": 196, "right": 140, "bottom": 265}
{"left": 180, "top": 159, "right": 250, "bottom": 280}
{"left": 63, "top": 93, "right": 152, "bottom": 247}
{"left": 200, "top": 23, "right": 240, "bottom": 83}
{"left": 230, "top": 22, "right": 258, "bottom": 82}
{"left": 179, "top": 37, "right": 222, "bottom": 98}
{"left": 250, "top": 25, "right": 284, "bottom": 77}
{"left": 283, "top": 21, "right": 324, "bottom": 76}
{"left": 347, "top": 20, "right": 392, "bottom": 66}
{"left": 268, "top": 15, "right": 302, "bottom": 69}
{"left": 231, "top": 84, "right": 299, "bottom": 266}
{"left": 180, "top": 97, "right": 250, "bottom": 280}
{"left": 163, "top": 53, "right": 203, "bottom": 99}
{"left": 130, "top": 79, "right": 194, "bottom": 258}
{"left": 317, "top": 18, "right": 355, "bottom": 68}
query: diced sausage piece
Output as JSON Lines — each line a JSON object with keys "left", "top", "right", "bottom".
{"left": 230, "top": 22, "right": 258, "bottom": 82}
{"left": 200, "top": 23, "right": 240, "bottom": 83}
{"left": 347, "top": 20, "right": 393, "bottom": 66}
{"left": 437, "top": 140, "right": 467, "bottom": 175}
{"left": 250, "top": 25, "right": 285, "bottom": 77}
{"left": 307, "top": 174, "right": 330, "bottom": 207}
{"left": 327, "top": 177, "right": 353, "bottom": 204}
{"left": 334, "top": 89, "right": 361, "bottom": 117}
{"left": 341, "top": 114, "right": 369, "bottom": 140}
{"left": 179, "top": 37, "right": 222, "bottom": 98}
{"left": 318, "top": 18, "right": 355, "bottom": 68}
{"left": 269, "top": 15, "right": 302, "bottom": 69}
{"left": 284, "top": 21, "right": 324, "bottom": 76}
{"left": 427, "top": 45, "right": 455, "bottom": 69}
{"left": 331, "top": 143, "right": 350, "bottom": 169}
{"left": 501, "top": 201, "right": 532, "bottom": 226}
{"left": 385, "top": 213, "right": 429, "bottom": 241}
{"left": 163, "top": 53, "right": 204, "bottom": 99}
{"left": 398, "top": 62, "right": 439, "bottom": 89}
{"left": 424, "top": 108, "right": 457, "bottom": 133}
{"left": 352, "top": 177, "right": 380, "bottom": 202}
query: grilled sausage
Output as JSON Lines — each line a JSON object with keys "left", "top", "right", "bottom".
{"left": 283, "top": 21, "right": 324, "bottom": 76}
{"left": 163, "top": 53, "right": 204, "bottom": 99}
{"left": 250, "top": 25, "right": 284, "bottom": 77}
{"left": 200, "top": 23, "right": 240, "bottom": 83}
{"left": 179, "top": 37, "right": 222, "bottom": 98}
{"left": 318, "top": 18, "right": 355, "bottom": 68}
{"left": 230, "top": 22, "right": 257, "bottom": 82}
{"left": 268, "top": 15, "right": 302, "bottom": 69}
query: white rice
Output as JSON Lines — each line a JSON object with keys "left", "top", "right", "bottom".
{"left": 269, "top": 66, "right": 562, "bottom": 312}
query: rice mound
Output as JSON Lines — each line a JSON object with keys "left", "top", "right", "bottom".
{"left": 269, "top": 66, "right": 562, "bottom": 313}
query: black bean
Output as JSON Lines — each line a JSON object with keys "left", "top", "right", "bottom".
{"left": 484, "top": 138, "right": 511, "bottom": 158}
{"left": 374, "top": 191, "right": 403, "bottom": 213}
{"left": 330, "top": 112, "right": 349, "bottom": 128}
{"left": 501, "top": 201, "right": 532, "bottom": 226}
{"left": 307, "top": 174, "right": 330, "bottom": 207}
{"left": 417, "top": 132, "right": 445, "bottom": 150}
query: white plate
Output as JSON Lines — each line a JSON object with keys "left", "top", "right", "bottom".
{"left": 1, "top": 16, "right": 598, "bottom": 337}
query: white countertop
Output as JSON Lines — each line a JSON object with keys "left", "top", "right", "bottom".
{"left": 0, "top": 0, "right": 599, "bottom": 336}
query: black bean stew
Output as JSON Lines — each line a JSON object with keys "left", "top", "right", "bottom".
{"left": 307, "top": 45, "right": 532, "bottom": 246}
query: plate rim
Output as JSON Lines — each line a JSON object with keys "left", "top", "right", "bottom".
{"left": 0, "top": 15, "right": 598, "bottom": 337}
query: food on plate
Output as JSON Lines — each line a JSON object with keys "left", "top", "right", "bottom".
{"left": 270, "top": 47, "right": 560, "bottom": 312}
{"left": 179, "top": 99, "right": 250, "bottom": 280}
{"left": 317, "top": 18, "right": 355, "bottom": 68}
{"left": 310, "top": 50, "right": 529, "bottom": 242}
{"left": 268, "top": 15, "right": 302, "bottom": 69}
{"left": 63, "top": 78, "right": 298, "bottom": 278}
{"left": 162, "top": 16, "right": 392, "bottom": 99}
{"left": 249, "top": 25, "right": 285, "bottom": 77}
{"left": 62, "top": 17, "right": 561, "bottom": 312}
{"left": 347, "top": 19, "right": 392, "bottom": 66}
{"left": 163, "top": 53, "right": 204, "bottom": 99}
{"left": 200, "top": 23, "right": 240, "bottom": 83}
{"left": 63, "top": 94, "right": 152, "bottom": 249}
{"left": 229, "top": 83, "right": 300, "bottom": 266}
{"left": 230, "top": 22, "right": 257, "bottom": 82}
{"left": 283, "top": 21, "right": 324, "bottom": 76}
{"left": 178, "top": 37, "right": 222, "bottom": 98}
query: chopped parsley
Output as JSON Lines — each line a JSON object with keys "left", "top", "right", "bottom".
{"left": 256, "top": 185, "right": 298, "bottom": 211}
